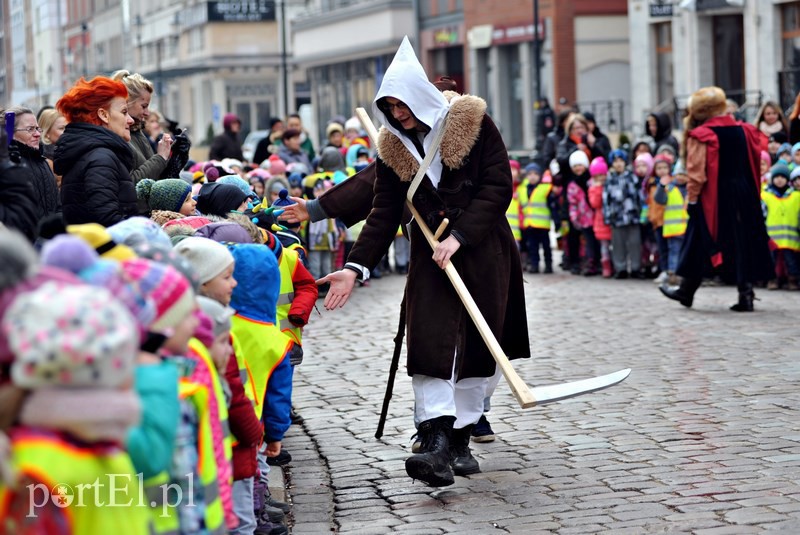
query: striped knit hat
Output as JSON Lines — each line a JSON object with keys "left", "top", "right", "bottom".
{"left": 120, "top": 258, "right": 196, "bottom": 333}
{"left": 136, "top": 178, "right": 193, "bottom": 213}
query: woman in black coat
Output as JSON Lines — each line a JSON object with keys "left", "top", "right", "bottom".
{"left": 5, "top": 106, "right": 61, "bottom": 224}
{"left": 54, "top": 77, "right": 137, "bottom": 227}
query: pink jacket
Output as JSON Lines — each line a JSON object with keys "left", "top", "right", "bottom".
{"left": 588, "top": 183, "right": 612, "bottom": 241}
{"left": 567, "top": 181, "right": 594, "bottom": 230}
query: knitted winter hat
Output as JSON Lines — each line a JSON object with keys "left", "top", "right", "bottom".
{"left": 136, "top": 178, "right": 192, "bottom": 213}
{"left": 326, "top": 122, "right": 344, "bottom": 139}
{"left": 589, "top": 157, "right": 608, "bottom": 177}
{"left": 174, "top": 236, "right": 235, "bottom": 285}
{"left": 608, "top": 148, "right": 628, "bottom": 165}
{"left": 264, "top": 230, "right": 283, "bottom": 260}
{"left": 66, "top": 223, "right": 137, "bottom": 261}
{"left": 4, "top": 283, "right": 138, "bottom": 389}
{"left": 761, "top": 150, "right": 771, "bottom": 164}
{"left": 196, "top": 296, "right": 235, "bottom": 339}
{"left": 771, "top": 162, "right": 791, "bottom": 179}
{"left": 108, "top": 217, "right": 173, "bottom": 249}
{"left": 218, "top": 175, "right": 257, "bottom": 200}
{"left": 778, "top": 143, "right": 793, "bottom": 157}
{"left": 319, "top": 146, "right": 346, "bottom": 172}
{"left": 672, "top": 159, "right": 687, "bottom": 176}
{"left": 344, "top": 117, "right": 361, "bottom": 133}
{"left": 568, "top": 150, "right": 590, "bottom": 170}
{"left": 0, "top": 230, "right": 39, "bottom": 293}
{"left": 119, "top": 258, "right": 196, "bottom": 333}
{"left": 508, "top": 160, "right": 521, "bottom": 172}
{"left": 272, "top": 189, "right": 295, "bottom": 209}
{"left": 40, "top": 234, "right": 100, "bottom": 274}
{"left": 196, "top": 182, "right": 249, "bottom": 217}
{"left": 790, "top": 167, "right": 800, "bottom": 181}
{"left": 524, "top": 162, "right": 542, "bottom": 175}
{"left": 653, "top": 153, "right": 674, "bottom": 167}
{"left": 634, "top": 153, "right": 655, "bottom": 177}
{"left": 195, "top": 222, "right": 254, "bottom": 244}
{"left": 267, "top": 156, "right": 286, "bottom": 177}
{"left": 131, "top": 241, "right": 201, "bottom": 293}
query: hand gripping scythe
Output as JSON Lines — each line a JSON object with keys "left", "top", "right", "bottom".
{"left": 355, "top": 108, "right": 630, "bottom": 434}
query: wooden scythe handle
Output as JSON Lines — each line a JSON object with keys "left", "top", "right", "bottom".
{"left": 355, "top": 107, "right": 537, "bottom": 408}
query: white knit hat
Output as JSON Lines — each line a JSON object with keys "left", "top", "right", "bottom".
{"left": 568, "top": 150, "right": 590, "bottom": 170}
{"left": 173, "top": 237, "right": 235, "bottom": 285}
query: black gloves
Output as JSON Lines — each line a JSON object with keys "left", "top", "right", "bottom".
{"left": 289, "top": 344, "right": 304, "bottom": 367}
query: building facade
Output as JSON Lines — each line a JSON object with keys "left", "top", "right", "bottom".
{"left": 629, "top": 0, "right": 800, "bottom": 137}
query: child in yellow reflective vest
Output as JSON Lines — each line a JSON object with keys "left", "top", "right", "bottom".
{"left": 518, "top": 162, "right": 558, "bottom": 273}
{"left": 762, "top": 163, "right": 800, "bottom": 290}
{"left": 654, "top": 159, "right": 689, "bottom": 286}
{"left": 0, "top": 283, "right": 150, "bottom": 535}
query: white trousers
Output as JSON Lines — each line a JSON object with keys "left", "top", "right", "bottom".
{"left": 412, "top": 360, "right": 491, "bottom": 429}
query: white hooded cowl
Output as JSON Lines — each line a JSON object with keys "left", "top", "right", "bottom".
{"left": 373, "top": 36, "right": 450, "bottom": 188}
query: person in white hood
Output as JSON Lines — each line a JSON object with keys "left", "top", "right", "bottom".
{"left": 318, "top": 37, "right": 530, "bottom": 487}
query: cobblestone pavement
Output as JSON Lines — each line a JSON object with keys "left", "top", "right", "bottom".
{"left": 279, "top": 263, "right": 800, "bottom": 534}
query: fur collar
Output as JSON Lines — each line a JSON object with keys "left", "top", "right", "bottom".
{"left": 376, "top": 92, "right": 487, "bottom": 181}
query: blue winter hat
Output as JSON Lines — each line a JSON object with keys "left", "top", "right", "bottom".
{"left": 608, "top": 149, "right": 628, "bottom": 164}
{"left": 771, "top": 162, "right": 791, "bottom": 179}
{"left": 792, "top": 143, "right": 800, "bottom": 156}
{"left": 524, "top": 162, "right": 542, "bottom": 175}
{"left": 778, "top": 143, "right": 793, "bottom": 157}
{"left": 271, "top": 189, "right": 295, "bottom": 208}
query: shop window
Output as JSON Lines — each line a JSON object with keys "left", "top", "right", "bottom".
{"left": 782, "top": 2, "right": 800, "bottom": 69}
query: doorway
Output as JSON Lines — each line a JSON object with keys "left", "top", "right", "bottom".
{"left": 713, "top": 15, "right": 744, "bottom": 98}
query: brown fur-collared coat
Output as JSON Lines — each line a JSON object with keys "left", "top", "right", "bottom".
{"left": 348, "top": 94, "right": 531, "bottom": 379}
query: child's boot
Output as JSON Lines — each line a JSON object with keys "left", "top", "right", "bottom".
{"left": 601, "top": 258, "right": 612, "bottom": 278}
{"left": 789, "top": 277, "right": 799, "bottom": 291}
{"left": 767, "top": 279, "right": 780, "bottom": 290}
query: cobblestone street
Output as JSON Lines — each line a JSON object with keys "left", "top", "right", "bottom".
{"left": 280, "top": 263, "right": 800, "bottom": 534}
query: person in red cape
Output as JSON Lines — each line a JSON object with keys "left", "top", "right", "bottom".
{"left": 660, "top": 86, "right": 774, "bottom": 311}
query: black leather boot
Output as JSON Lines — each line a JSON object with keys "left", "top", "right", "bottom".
{"left": 659, "top": 278, "right": 701, "bottom": 308}
{"left": 450, "top": 425, "right": 480, "bottom": 476}
{"left": 730, "top": 283, "right": 755, "bottom": 312}
{"left": 405, "top": 415, "right": 455, "bottom": 487}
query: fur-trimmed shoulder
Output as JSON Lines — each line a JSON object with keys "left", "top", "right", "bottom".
{"left": 377, "top": 94, "right": 488, "bottom": 181}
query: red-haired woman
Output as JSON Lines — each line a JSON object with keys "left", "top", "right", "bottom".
{"left": 54, "top": 76, "right": 137, "bottom": 226}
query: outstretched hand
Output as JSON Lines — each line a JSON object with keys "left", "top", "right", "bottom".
{"left": 317, "top": 269, "right": 357, "bottom": 310}
{"left": 279, "top": 196, "right": 309, "bottom": 224}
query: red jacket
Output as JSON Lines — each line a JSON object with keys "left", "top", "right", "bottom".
{"left": 287, "top": 256, "right": 318, "bottom": 329}
{"left": 226, "top": 344, "right": 263, "bottom": 480}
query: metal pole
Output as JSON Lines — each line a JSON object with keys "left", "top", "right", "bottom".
{"left": 281, "top": 0, "right": 289, "bottom": 117}
{"left": 81, "top": 22, "right": 88, "bottom": 77}
{"left": 533, "top": 0, "right": 541, "bottom": 104}
{"left": 532, "top": 0, "right": 542, "bottom": 149}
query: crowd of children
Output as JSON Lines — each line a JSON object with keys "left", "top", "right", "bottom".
{"left": 508, "top": 117, "right": 800, "bottom": 291}
{"left": 0, "top": 137, "right": 386, "bottom": 533}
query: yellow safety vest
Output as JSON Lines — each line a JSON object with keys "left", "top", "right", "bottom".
{"left": 275, "top": 248, "right": 303, "bottom": 346}
{"left": 763, "top": 190, "right": 800, "bottom": 250}
{"left": 143, "top": 469, "right": 179, "bottom": 535}
{"left": 506, "top": 196, "right": 522, "bottom": 241}
{"left": 188, "top": 338, "right": 233, "bottom": 468}
{"left": 0, "top": 429, "right": 150, "bottom": 535}
{"left": 518, "top": 182, "right": 552, "bottom": 230}
{"left": 662, "top": 186, "right": 689, "bottom": 238}
{"left": 230, "top": 315, "right": 292, "bottom": 420}
{"left": 178, "top": 380, "right": 226, "bottom": 535}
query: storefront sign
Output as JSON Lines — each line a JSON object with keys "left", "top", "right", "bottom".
{"left": 491, "top": 21, "right": 545, "bottom": 46}
{"left": 650, "top": 1, "right": 673, "bottom": 17}
{"left": 207, "top": 1, "right": 276, "bottom": 22}
{"left": 433, "top": 27, "right": 460, "bottom": 47}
